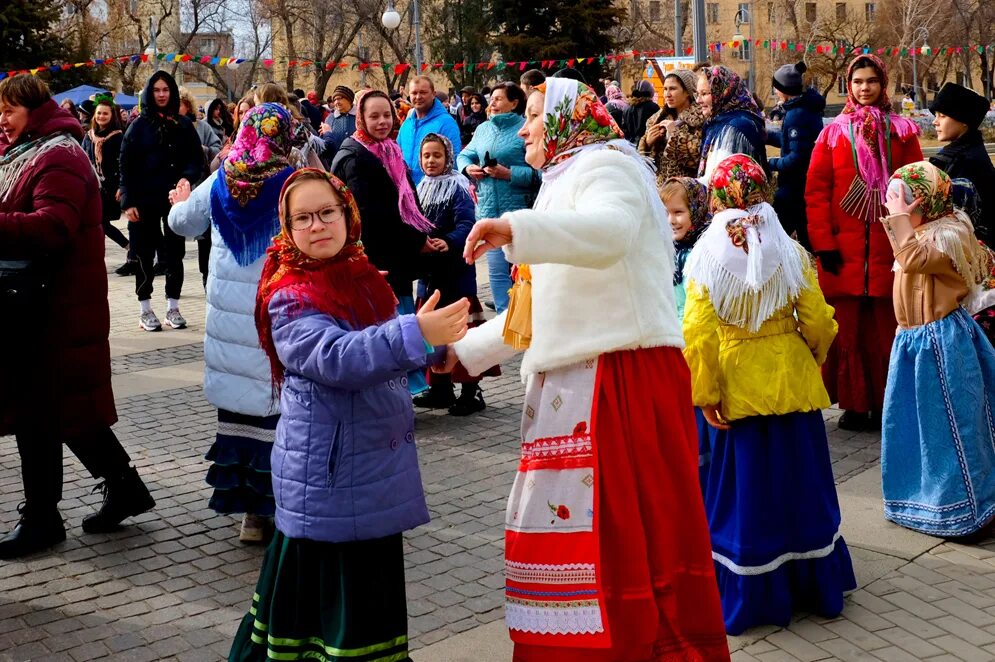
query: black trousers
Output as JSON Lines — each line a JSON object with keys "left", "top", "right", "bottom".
{"left": 100, "top": 190, "right": 129, "bottom": 250}
{"left": 197, "top": 232, "right": 211, "bottom": 289}
{"left": 15, "top": 427, "right": 132, "bottom": 514}
{"left": 131, "top": 204, "right": 185, "bottom": 301}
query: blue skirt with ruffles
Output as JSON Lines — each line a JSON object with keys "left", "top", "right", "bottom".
{"left": 697, "top": 409, "right": 857, "bottom": 635}
{"left": 205, "top": 409, "right": 278, "bottom": 517}
{"left": 882, "top": 307, "right": 995, "bottom": 537}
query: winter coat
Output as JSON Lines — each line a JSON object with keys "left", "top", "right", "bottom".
{"left": 767, "top": 88, "right": 825, "bottom": 241}
{"left": 637, "top": 104, "right": 706, "bottom": 186}
{"left": 206, "top": 99, "right": 232, "bottom": 144}
{"left": 622, "top": 98, "right": 660, "bottom": 145}
{"left": 806, "top": 122, "right": 923, "bottom": 298}
{"left": 300, "top": 99, "right": 323, "bottom": 132}
{"left": 268, "top": 295, "right": 432, "bottom": 542}
{"left": 699, "top": 109, "right": 769, "bottom": 177}
{"left": 330, "top": 137, "right": 427, "bottom": 296}
{"left": 167, "top": 170, "right": 280, "bottom": 417}
{"left": 0, "top": 100, "right": 116, "bottom": 437}
{"left": 192, "top": 120, "right": 221, "bottom": 180}
{"left": 456, "top": 113, "right": 539, "bottom": 220}
{"left": 118, "top": 71, "right": 205, "bottom": 211}
{"left": 930, "top": 129, "right": 995, "bottom": 246}
{"left": 397, "top": 99, "right": 463, "bottom": 185}
{"left": 81, "top": 129, "right": 123, "bottom": 222}
{"left": 319, "top": 111, "right": 356, "bottom": 165}
{"left": 454, "top": 148, "right": 685, "bottom": 379}
{"left": 460, "top": 113, "right": 486, "bottom": 148}
{"left": 418, "top": 186, "right": 478, "bottom": 301}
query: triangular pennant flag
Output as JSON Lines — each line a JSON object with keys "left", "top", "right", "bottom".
{"left": 421, "top": 62, "right": 430, "bottom": 71}
{"left": 325, "top": 61, "right": 334, "bottom": 70}
{"left": 519, "top": 62, "right": 527, "bottom": 71}
{"left": 454, "top": 62, "right": 465, "bottom": 70}
{"left": 567, "top": 58, "right": 576, "bottom": 67}
{"left": 394, "top": 63, "right": 410, "bottom": 75}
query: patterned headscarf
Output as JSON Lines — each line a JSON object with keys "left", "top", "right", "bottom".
{"left": 351, "top": 90, "right": 433, "bottom": 233}
{"left": 668, "top": 177, "right": 711, "bottom": 286}
{"left": 255, "top": 169, "right": 398, "bottom": 387}
{"left": 210, "top": 103, "right": 296, "bottom": 266}
{"left": 605, "top": 85, "right": 629, "bottom": 113}
{"left": 709, "top": 153, "right": 768, "bottom": 212}
{"left": 687, "top": 154, "right": 807, "bottom": 332}
{"left": 416, "top": 133, "right": 471, "bottom": 212}
{"left": 887, "top": 160, "right": 986, "bottom": 288}
{"left": 702, "top": 66, "right": 762, "bottom": 119}
{"left": 822, "top": 55, "right": 920, "bottom": 221}
{"left": 537, "top": 78, "right": 625, "bottom": 169}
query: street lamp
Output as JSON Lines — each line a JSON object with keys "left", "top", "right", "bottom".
{"left": 382, "top": 0, "right": 422, "bottom": 73}
{"left": 145, "top": 16, "right": 159, "bottom": 73}
{"left": 733, "top": 4, "right": 754, "bottom": 92}
{"left": 910, "top": 27, "right": 929, "bottom": 109}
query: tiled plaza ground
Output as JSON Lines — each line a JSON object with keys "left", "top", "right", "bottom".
{"left": 1, "top": 229, "right": 995, "bottom": 661}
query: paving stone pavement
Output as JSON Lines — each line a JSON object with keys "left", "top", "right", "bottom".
{"left": 1, "top": 231, "right": 994, "bottom": 661}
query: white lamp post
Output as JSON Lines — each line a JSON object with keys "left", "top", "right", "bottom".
{"left": 733, "top": 5, "right": 754, "bottom": 92}
{"left": 910, "top": 27, "right": 929, "bottom": 109}
{"left": 381, "top": 0, "right": 421, "bottom": 73}
{"left": 146, "top": 17, "right": 159, "bottom": 72}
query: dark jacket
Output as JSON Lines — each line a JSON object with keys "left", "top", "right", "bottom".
{"left": 767, "top": 88, "right": 825, "bottom": 243}
{"left": 81, "top": 128, "right": 124, "bottom": 221}
{"left": 700, "top": 109, "right": 770, "bottom": 177}
{"left": 118, "top": 71, "right": 205, "bottom": 211}
{"left": 0, "top": 100, "right": 117, "bottom": 437}
{"left": 300, "top": 99, "right": 324, "bottom": 132}
{"left": 418, "top": 186, "right": 478, "bottom": 302}
{"left": 622, "top": 98, "right": 660, "bottom": 145}
{"left": 319, "top": 110, "right": 356, "bottom": 167}
{"left": 330, "top": 137, "right": 427, "bottom": 296}
{"left": 930, "top": 129, "right": 995, "bottom": 246}
{"left": 206, "top": 98, "right": 233, "bottom": 143}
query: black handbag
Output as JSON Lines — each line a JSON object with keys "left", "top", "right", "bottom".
{"left": 0, "top": 259, "right": 49, "bottom": 309}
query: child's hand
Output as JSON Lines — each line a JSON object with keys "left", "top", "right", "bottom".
{"left": 885, "top": 187, "right": 922, "bottom": 218}
{"left": 701, "top": 403, "right": 731, "bottom": 431}
{"left": 431, "top": 238, "right": 449, "bottom": 252}
{"left": 417, "top": 291, "right": 470, "bottom": 345}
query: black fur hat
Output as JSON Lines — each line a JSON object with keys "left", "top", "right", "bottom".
{"left": 929, "top": 82, "right": 989, "bottom": 130}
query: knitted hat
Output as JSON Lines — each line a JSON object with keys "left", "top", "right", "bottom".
{"left": 331, "top": 85, "right": 355, "bottom": 104}
{"left": 665, "top": 69, "right": 698, "bottom": 96}
{"left": 632, "top": 79, "right": 655, "bottom": 97}
{"left": 772, "top": 61, "right": 807, "bottom": 96}
{"left": 929, "top": 82, "right": 989, "bottom": 130}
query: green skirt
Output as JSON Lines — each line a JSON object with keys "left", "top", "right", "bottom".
{"left": 229, "top": 531, "right": 411, "bottom": 662}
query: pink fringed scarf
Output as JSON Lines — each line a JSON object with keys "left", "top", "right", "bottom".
{"left": 351, "top": 90, "right": 433, "bottom": 233}
{"left": 819, "top": 55, "right": 920, "bottom": 222}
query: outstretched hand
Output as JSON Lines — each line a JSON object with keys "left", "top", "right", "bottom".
{"left": 417, "top": 291, "right": 470, "bottom": 346}
{"left": 168, "top": 179, "right": 192, "bottom": 206}
{"left": 464, "top": 217, "right": 512, "bottom": 264}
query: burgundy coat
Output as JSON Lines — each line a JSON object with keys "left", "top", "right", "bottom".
{"left": 0, "top": 100, "right": 116, "bottom": 437}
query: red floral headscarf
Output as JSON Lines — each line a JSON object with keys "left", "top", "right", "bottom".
{"left": 255, "top": 168, "right": 397, "bottom": 387}
{"left": 537, "top": 78, "right": 625, "bottom": 168}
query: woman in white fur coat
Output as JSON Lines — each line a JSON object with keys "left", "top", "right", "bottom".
{"left": 439, "top": 78, "right": 730, "bottom": 661}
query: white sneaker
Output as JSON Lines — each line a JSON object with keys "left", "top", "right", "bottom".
{"left": 164, "top": 308, "right": 187, "bottom": 329}
{"left": 239, "top": 514, "right": 269, "bottom": 543}
{"left": 139, "top": 310, "right": 162, "bottom": 332}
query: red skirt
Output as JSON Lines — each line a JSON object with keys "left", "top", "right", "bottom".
{"left": 822, "top": 296, "right": 896, "bottom": 413}
{"left": 511, "top": 347, "right": 729, "bottom": 661}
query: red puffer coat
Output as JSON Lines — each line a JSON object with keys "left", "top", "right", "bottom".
{"left": 0, "top": 100, "right": 117, "bottom": 437}
{"left": 805, "top": 124, "right": 923, "bottom": 298}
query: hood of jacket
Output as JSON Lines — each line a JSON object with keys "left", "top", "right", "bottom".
{"left": 784, "top": 87, "right": 826, "bottom": 115}
{"left": 140, "top": 70, "right": 181, "bottom": 118}
{"left": 0, "top": 99, "right": 83, "bottom": 153}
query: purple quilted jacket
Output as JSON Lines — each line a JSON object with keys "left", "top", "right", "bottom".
{"left": 269, "top": 294, "right": 432, "bottom": 542}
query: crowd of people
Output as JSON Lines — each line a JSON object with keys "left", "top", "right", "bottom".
{"left": 2, "top": 51, "right": 995, "bottom": 661}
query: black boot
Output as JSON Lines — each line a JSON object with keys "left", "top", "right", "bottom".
{"left": 114, "top": 260, "right": 138, "bottom": 276}
{"left": 412, "top": 384, "right": 456, "bottom": 409}
{"left": 837, "top": 410, "right": 870, "bottom": 432}
{"left": 449, "top": 385, "right": 486, "bottom": 417}
{"left": 0, "top": 504, "right": 66, "bottom": 560}
{"left": 82, "top": 467, "right": 155, "bottom": 534}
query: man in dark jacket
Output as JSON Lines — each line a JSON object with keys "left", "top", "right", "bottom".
{"left": 929, "top": 82, "right": 995, "bottom": 246}
{"left": 767, "top": 62, "right": 825, "bottom": 249}
{"left": 319, "top": 85, "right": 356, "bottom": 167}
{"left": 119, "top": 71, "right": 203, "bottom": 332}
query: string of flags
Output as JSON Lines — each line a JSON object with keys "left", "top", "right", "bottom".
{"left": 4, "top": 41, "right": 994, "bottom": 81}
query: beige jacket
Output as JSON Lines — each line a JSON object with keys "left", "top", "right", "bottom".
{"left": 881, "top": 213, "right": 972, "bottom": 328}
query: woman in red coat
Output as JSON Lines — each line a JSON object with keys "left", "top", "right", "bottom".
{"left": 0, "top": 75, "right": 154, "bottom": 559}
{"left": 805, "top": 55, "right": 922, "bottom": 431}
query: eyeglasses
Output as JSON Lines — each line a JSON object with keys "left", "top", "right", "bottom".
{"left": 289, "top": 206, "right": 345, "bottom": 230}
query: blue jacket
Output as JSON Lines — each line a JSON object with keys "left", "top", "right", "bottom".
{"left": 397, "top": 99, "right": 463, "bottom": 185}
{"left": 456, "top": 113, "right": 540, "bottom": 219}
{"left": 269, "top": 295, "right": 433, "bottom": 542}
{"left": 700, "top": 109, "right": 769, "bottom": 177}
{"left": 418, "top": 185, "right": 478, "bottom": 301}
{"left": 319, "top": 111, "right": 356, "bottom": 165}
{"left": 767, "top": 88, "right": 825, "bottom": 204}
